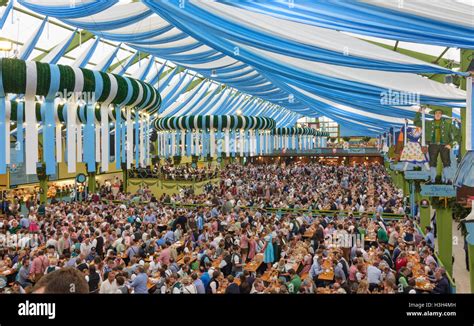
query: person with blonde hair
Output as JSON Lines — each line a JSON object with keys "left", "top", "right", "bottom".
{"left": 356, "top": 279, "right": 370, "bottom": 294}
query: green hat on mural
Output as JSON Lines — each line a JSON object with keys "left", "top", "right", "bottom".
{"left": 431, "top": 107, "right": 445, "bottom": 114}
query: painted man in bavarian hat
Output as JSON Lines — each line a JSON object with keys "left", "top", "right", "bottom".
{"left": 414, "top": 106, "right": 459, "bottom": 184}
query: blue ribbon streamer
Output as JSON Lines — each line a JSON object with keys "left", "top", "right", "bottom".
{"left": 135, "top": 111, "right": 139, "bottom": 167}
{"left": 0, "top": 58, "right": 5, "bottom": 174}
{"left": 0, "top": 98, "right": 5, "bottom": 174}
{"left": 186, "top": 131, "right": 191, "bottom": 157}
{"left": 202, "top": 129, "right": 208, "bottom": 157}
{"left": 20, "top": 17, "right": 48, "bottom": 60}
{"left": 85, "top": 104, "right": 96, "bottom": 172}
{"left": 43, "top": 64, "right": 60, "bottom": 175}
{"left": 115, "top": 107, "right": 121, "bottom": 169}
{"left": 121, "top": 121, "right": 126, "bottom": 163}
{"left": 230, "top": 129, "right": 235, "bottom": 157}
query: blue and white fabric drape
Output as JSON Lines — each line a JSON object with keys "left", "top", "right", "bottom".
{"left": 224, "top": 0, "right": 474, "bottom": 49}
{"left": 454, "top": 77, "right": 474, "bottom": 188}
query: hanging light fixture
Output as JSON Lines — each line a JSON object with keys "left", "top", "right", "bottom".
{"left": 210, "top": 69, "right": 218, "bottom": 78}
{"left": 0, "top": 40, "right": 12, "bottom": 51}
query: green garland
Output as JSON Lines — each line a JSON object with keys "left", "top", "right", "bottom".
{"left": 0, "top": 58, "right": 161, "bottom": 113}
{"left": 271, "top": 127, "right": 316, "bottom": 135}
{"left": 4, "top": 100, "right": 140, "bottom": 124}
{"left": 154, "top": 115, "right": 276, "bottom": 131}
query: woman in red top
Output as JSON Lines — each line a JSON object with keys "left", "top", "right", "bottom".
{"left": 395, "top": 252, "right": 408, "bottom": 272}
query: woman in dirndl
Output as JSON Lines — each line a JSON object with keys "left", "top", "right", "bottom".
{"left": 399, "top": 126, "right": 429, "bottom": 170}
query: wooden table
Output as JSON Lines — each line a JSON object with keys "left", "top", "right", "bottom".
{"left": 261, "top": 269, "right": 279, "bottom": 283}
{"left": 244, "top": 260, "right": 262, "bottom": 273}
{"left": 364, "top": 235, "right": 377, "bottom": 243}
{"left": 171, "top": 241, "right": 184, "bottom": 250}
{"left": 317, "top": 287, "right": 334, "bottom": 294}
{"left": 147, "top": 276, "right": 159, "bottom": 290}
{"left": 407, "top": 251, "right": 421, "bottom": 264}
{"left": 212, "top": 257, "right": 222, "bottom": 269}
{"left": 303, "top": 228, "right": 316, "bottom": 238}
{"left": 415, "top": 277, "right": 435, "bottom": 292}
{"left": 318, "top": 259, "right": 334, "bottom": 281}
{"left": 177, "top": 253, "right": 197, "bottom": 266}
{"left": 244, "top": 254, "right": 264, "bottom": 273}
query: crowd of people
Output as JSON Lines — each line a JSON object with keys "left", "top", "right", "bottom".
{"left": 0, "top": 161, "right": 451, "bottom": 294}
{"left": 128, "top": 162, "right": 220, "bottom": 182}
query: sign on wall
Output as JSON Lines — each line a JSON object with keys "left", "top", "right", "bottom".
{"left": 421, "top": 185, "right": 457, "bottom": 197}
{"left": 404, "top": 171, "right": 431, "bottom": 180}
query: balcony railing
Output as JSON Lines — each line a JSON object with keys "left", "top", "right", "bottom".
{"left": 269, "top": 147, "right": 381, "bottom": 155}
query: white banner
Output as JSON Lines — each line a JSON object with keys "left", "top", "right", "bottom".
{"left": 240, "top": 129, "right": 244, "bottom": 156}
{"left": 76, "top": 121, "right": 82, "bottom": 162}
{"left": 224, "top": 128, "right": 230, "bottom": 155}
{"left": 95, "top": 121, "right": 100, "bottom": 163}
{"left": 67, "top": 103, "right": 77, "bottom": 173}
{"left": 100, "top": 104, "right": 109, "bottom": 171}
{"left": 171, "top": 131, "right": 176, "bottom": 157}
{"left": 210, "top": 129, "right": 215, "bottom": 157}
{"left": 139, "top": 117, "right": 145, "bottom": 166}
{"left": 181, "top": 130, "right": 185, "bottom": 155}
{"left": 56, "top": 124, "right": 62, "bottom": 162}
{"left": 126, "top": 108, "right": 133, "bottom": 168}
{"left": 24, "top": 61, "right": 38, "bottom": 175}
{"left": 466, "top": 77, "right": 472, "bottom": 151}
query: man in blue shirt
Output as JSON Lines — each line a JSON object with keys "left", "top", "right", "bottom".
{"left": 309, "top": 256, "right": 322, "bottom": 281}
{"left": 156, "top": 235, "right": 166, "bottom": 247}
{"left": 367, "top": 261, "right": 382, "bottom": 292}
{"left": 334, "top": 260, "right": 347, "bottom": 282}
{"left": 432, "top": 267, "right": 450, "bottom": 294}
{"left": 200, "top": 262, "right": 212, "bottom": 288}
{"left": 130, "top": 266, "right": 148, "bottom": 294}
{"left": 144, "top": 212, "right": 156, "bottom": 224}
{"left": 425, "top": 226, "right": 435, "bottom": 250}
{"left": 19, "top": 215, "right": 30, "bottom": 229}
{"left": 192, "top": 272, "right": 206, "bottom": 294}
{"left": 163, "top": 228, "right": 175, "bottom": 243}
{"left": 196, "top": 214, "right": 204, "bottom": 231}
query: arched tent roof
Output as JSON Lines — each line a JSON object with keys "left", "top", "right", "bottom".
{"left": 0, "top": 0, "right": 470, "bottom": 135}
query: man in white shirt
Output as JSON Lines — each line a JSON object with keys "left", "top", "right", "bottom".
{"left": 46, "top": 235, "right": 58, "bottom": 250}
{"left": 149, "top": 256, "right": 161, "bottom": 274}
{"left": 80, "top": 237, "right": 93, "bottom": 257}
{"left": 100, "top": 270, "right": 118, "bottom": 294}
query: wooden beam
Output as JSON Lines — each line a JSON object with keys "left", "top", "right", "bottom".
{"left": 433, "top": 47, "right": 450, "bottom": 64}
{"left": 33, "top": 30, "right": 95, "bottom": 62}
{"left": 364, "top": 39, "right": 460, "bottom": 68}
{"left": 108, "top": 52, "right": 149, "bottom": 73}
